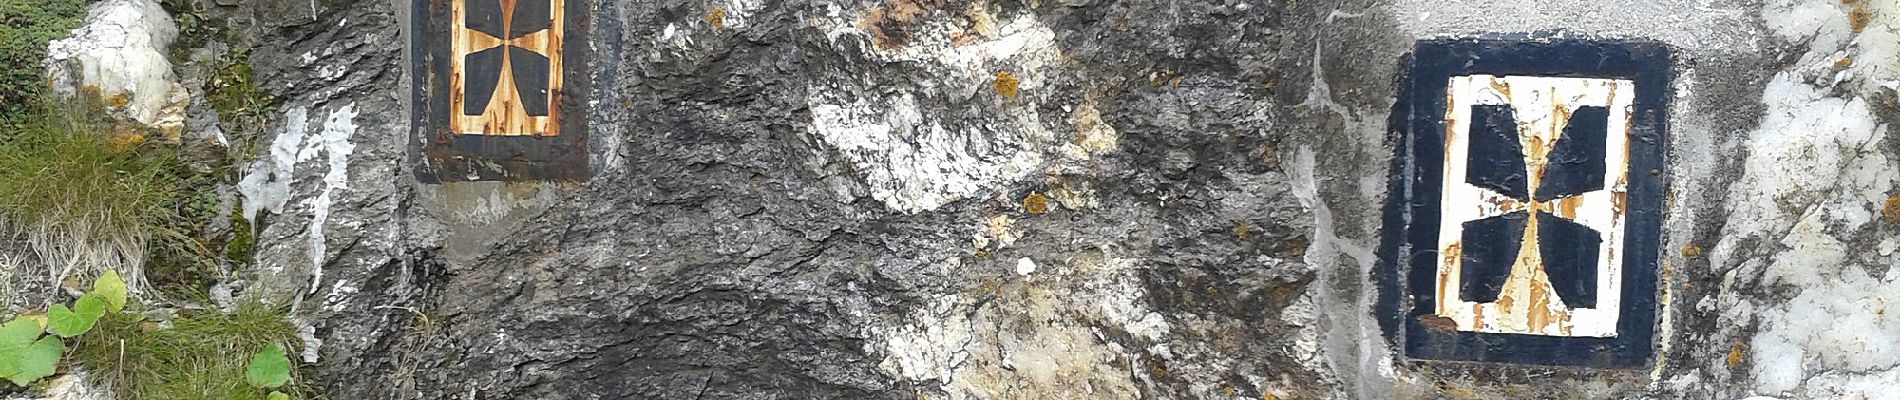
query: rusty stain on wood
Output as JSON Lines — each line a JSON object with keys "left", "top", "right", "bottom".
{"left": 1419, "top": 314, "right": 1458, "bottom": 331}
{"left": 451, "top": 0, "right": 564, "bottom": 136}
{"left": 1437, "top": 241, "right": 1460, "bottom": 314}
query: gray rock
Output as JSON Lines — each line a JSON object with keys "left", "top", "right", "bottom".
{"left": 203, "top": 0, "right": 1900, "bottom": 399}
{"left": 42, "top": 0, "right": 189, "bottom": 140}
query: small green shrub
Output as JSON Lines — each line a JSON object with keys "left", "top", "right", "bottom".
{"left": 72, "top": 302, "right": 311, "bottom": 400}
{"left": 0, "top": 270, "right": 124, "bottom": 386}
{"left": 0, "top": 0, "right": 88, "bottom": 124}
{"left": 1, "top": 271, "right": 310, "bottom": 399}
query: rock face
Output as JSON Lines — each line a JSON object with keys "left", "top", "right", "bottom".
{"left": 186, "top": 0, "right": 1900, "bottom": 398}
{"left": 42, "top": 0, "right": 188, "bottom": 138}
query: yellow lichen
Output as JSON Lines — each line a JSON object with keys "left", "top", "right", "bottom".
{"left": 1726, "top": 340, "right": 1748, "bottom": 368}
{"left": 1022, "top": 191, "right": 1048, "bottom": 214}
{"left": 1680, "top": 243, "right": 1702, "bottom": 259}
{"left": 1834, "top": 56, "right": 1855, "bottom": 69}
{"left": 1884, "top": 194, "right": 1900, "bottom": 221}
{"left": 108, "top": 130, "right": 146, "bottom": 151}
{"left": 1235, "top": 221, "right": 1250, "bottom": 238}
{"left": 707, "top": 6, "right": 726, "bottom": 28}
{"left": 1848, "top": 3, "right": 1869, "bottom": 32}
{"left": 993, "top": 70, "right": 1020, "bottom": 98}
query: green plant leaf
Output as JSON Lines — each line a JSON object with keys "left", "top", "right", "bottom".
{"left": 92, "top": 269, "right": 127, "bottom": 312}
{"left": 74, "top": 294, "right": 106, "bottom": 318}
{"left": 6, "top": 336, "right": 62, "bottom": 386}
{"left": 267, "top": 391, "right": 291, "bottom": 400}
{"left": 47, "top": 294, "right": 105, "bottom": 337}
{"left": 0, "top": 317, "right": 37, "bottom": 349}
{"left": 245, "top": 344, "right": 291, "bottom": 388}
{"left": 0, "top": 317, "right": 42, "bottom": 381}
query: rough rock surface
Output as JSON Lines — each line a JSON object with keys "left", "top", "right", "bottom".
{"left": 42, "top": 0, "right": 188, "bottom": 138}
{"left": 180, "top": 0, "right": 1900, "bottom": 399}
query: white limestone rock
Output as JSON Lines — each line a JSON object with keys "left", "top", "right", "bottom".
{"left": 42, "top": 0, "right": 188, "bottom": 140}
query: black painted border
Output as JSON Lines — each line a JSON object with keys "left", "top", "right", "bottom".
{"left": 412, "top": 0, "right": 591, "bottom": 183}
{"left": 1376, "top": 38, "right": 1671, "bottom": 368}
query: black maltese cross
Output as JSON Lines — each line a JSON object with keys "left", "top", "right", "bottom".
{"left": 1458, "top": 103, "right": 1610, "bottom": 309}
{"left": 462, "top": 0, "right": 552, "bottom": 116}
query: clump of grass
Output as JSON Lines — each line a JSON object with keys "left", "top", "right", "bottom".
{"left": 0, "top": 102, "right": 191, "bottom": 298}
{"left": 71, "top": 302, "right": 312, "bottom": 400}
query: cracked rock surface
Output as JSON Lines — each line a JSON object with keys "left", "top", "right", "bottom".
{"left": 167, "top": 0, "right": 1900, "bottom": 398}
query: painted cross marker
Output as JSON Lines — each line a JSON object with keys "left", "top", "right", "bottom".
{"left": 1379, "top": 38, "right": 1670, "bottom": 367}
{"left": 452, "top": 0, "right": 563, "bottom": 135}
{"left": 1438, "top": 75, "right": 1632, "bottom": 337}
{"left": 414, "top": 0, "right": 590, "bottom": 182}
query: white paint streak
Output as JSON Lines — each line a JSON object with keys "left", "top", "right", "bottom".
{"left": 305, "top": 104, "right": 357, "bottom": 294}
{"left": 239, "top": 106, "right": 309, "bottom": 228}
{"left": 234, "top": 103, "right": 357, "bottom": 292}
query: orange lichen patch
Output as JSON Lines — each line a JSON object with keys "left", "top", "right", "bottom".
{"left": 1021, "top": 191, "right": 1048, "bottom": 213}
{"left": 1883, "top": 194, "right": 1900, "bottom": 221}
{"left": 1726, "top": 340, "right": 1748, "bottom": 368}
{"left": 707, "top": 6, "right": 726, "bottom": 28}
{"left": 859, "top": 0, "right": 928, "bottom": 50}
{"left": 1681, "top": 243, "right": 1703, "bottom": 259}
{"left": 1234, "top": 220, "right": 1250, "bottom": 238}
{"left": 107, "top": 92, "right": 131, "bottom": 108}
{"left": 109, "top": 131, "right": 146, "bottom": 151}
{"left": 1848, "top": 3, "right": 1870, "bottom": 32}
{"left": 1834, "top": 56, "right": 1855, "bottom": 69}
{"left": 993, "top": 70, "right": 1020, "bottom": 98}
